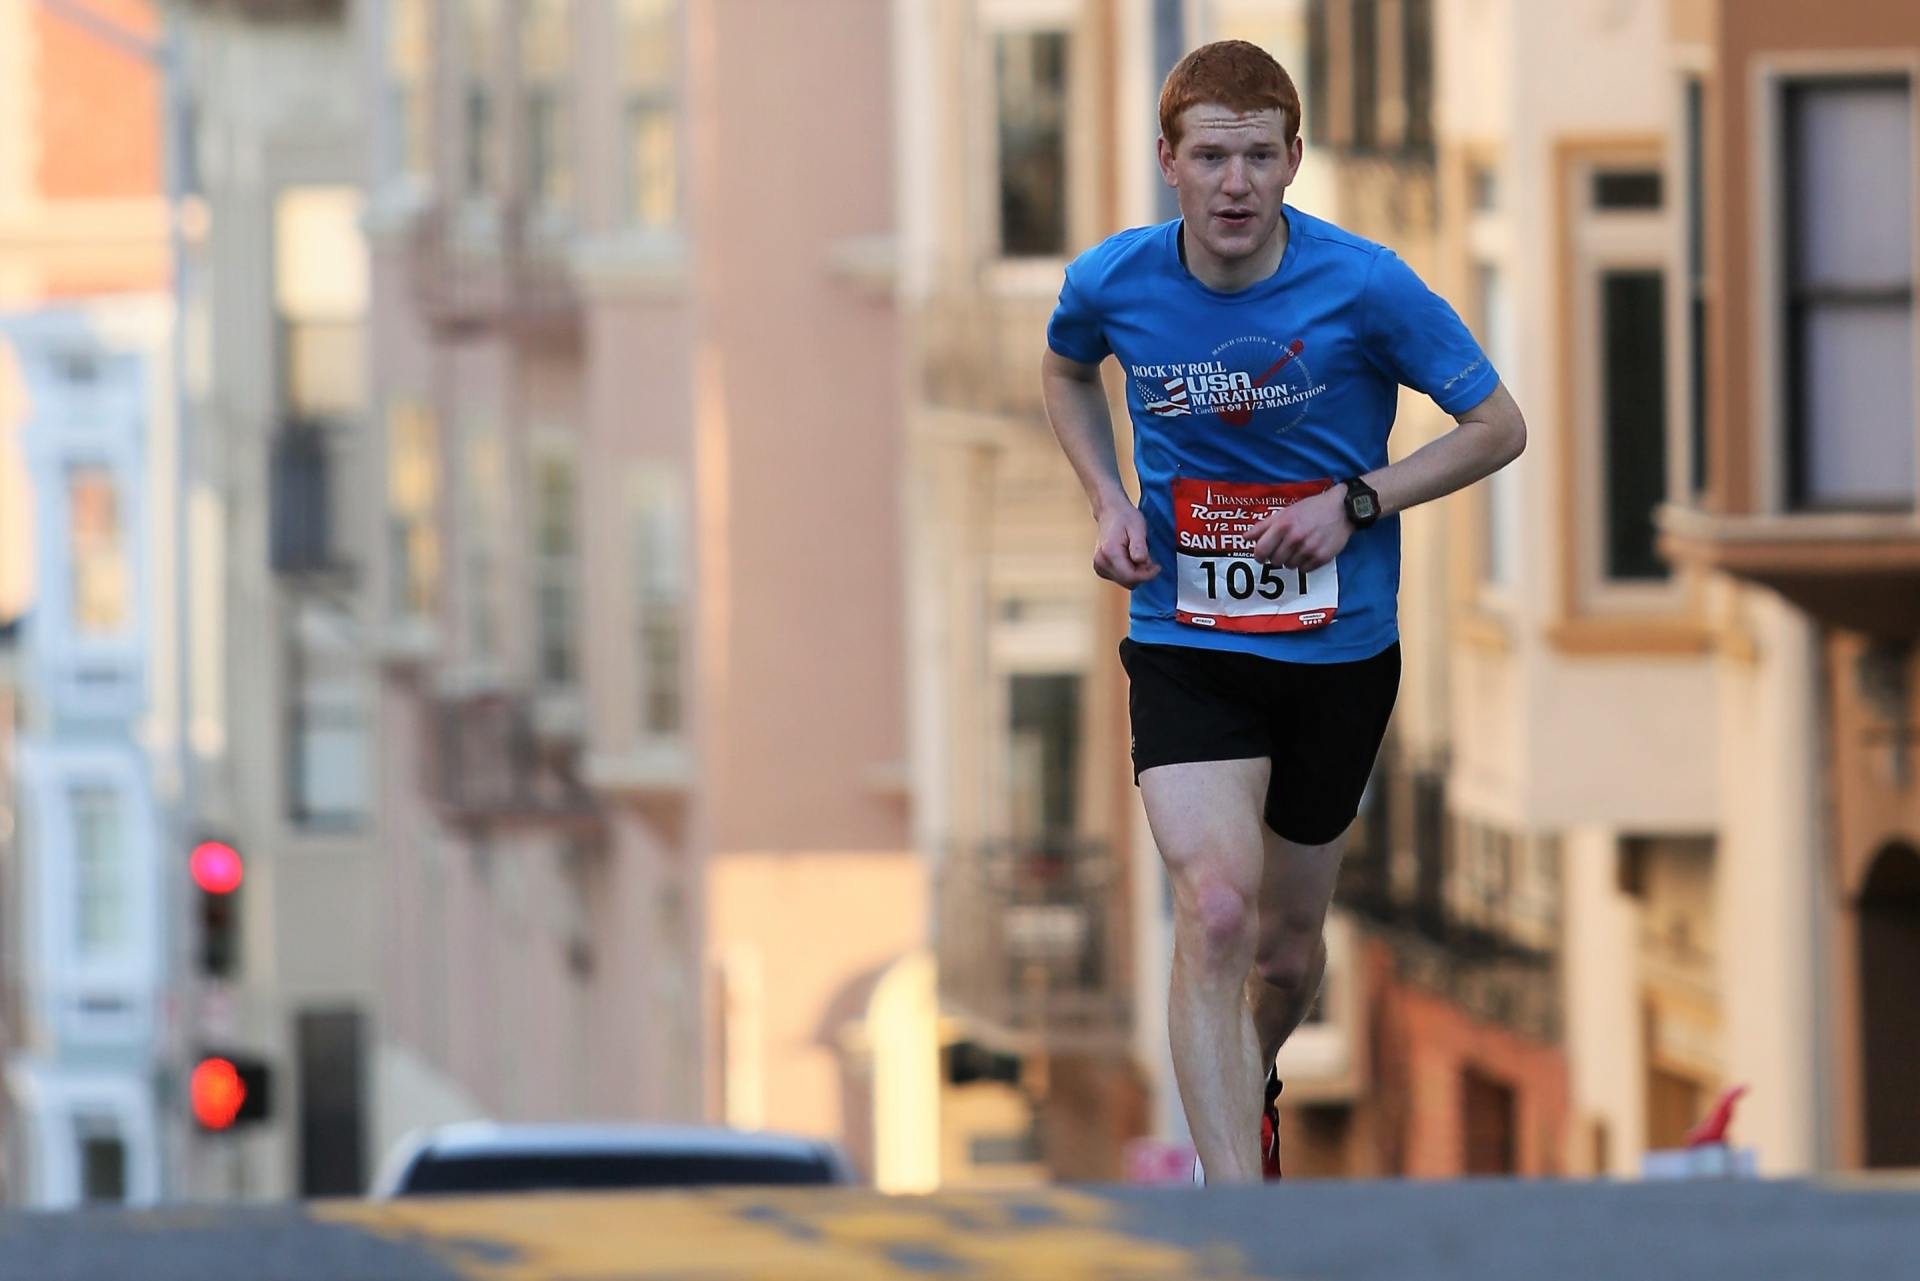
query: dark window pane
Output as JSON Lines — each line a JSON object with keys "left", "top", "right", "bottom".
{"left": 1690, "top": 296, "right": 1708, "bottom": 496}
{"left": 1403, "top": 0, "right": 1433, "bottom": 149}
{"left": 1685, "top": 78, "right": 1707, "bottom": 496}
{"left": 298, "top": 1008, "right": 367, "bottom": 1198}
{"left": 1306, "top": 0, "right": 1329, "bottom": 147}
{"left": 1593, "top": 170, "right": 1663, "bottom": 210}
{"left": 81, "top": 1135, "right": 126, "bottom": 1204}
{"left": 1010, "top": 674, "right": 1081, "bottom": 845}
{"left": 996, "top": 31, "right": 1069, "bottom": 258}
{"left": 1602, "top": 270, "right": 1670, "bottom": 581}
{"left": 1351, "top": 0, "right": 1377, "bottom": 150}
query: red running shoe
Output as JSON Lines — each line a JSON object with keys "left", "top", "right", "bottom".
{"left": 1260, "top": 1067, "right": 1284, "bottom": 1181}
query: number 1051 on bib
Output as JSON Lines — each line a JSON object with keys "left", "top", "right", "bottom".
{"left": 1174, "top": 553, "right": 1340, "bottom": 632}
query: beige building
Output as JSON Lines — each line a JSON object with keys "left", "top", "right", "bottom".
{"left": 360, "top": 0, "right": 933, "bottom": 1187}
{"left": 1420, "top": 0, "right": 1920, "bottom": 1176}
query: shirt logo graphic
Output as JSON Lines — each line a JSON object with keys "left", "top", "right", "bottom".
{"left": 1129, "top": 337, "right": 1326, "bottom": 433}
{"left": 1141, "top": 377, "right": 1191, "bottom": 417}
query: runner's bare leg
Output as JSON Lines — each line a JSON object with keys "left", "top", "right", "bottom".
{"left": 1142, "top": 758, "right": 1270, "bottom": 1184}
{"left": 1247, "top": 830, "right": 1346, "bottom": 1066}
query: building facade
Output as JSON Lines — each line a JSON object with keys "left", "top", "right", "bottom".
{"left": 172, "top": 0, "right": 382, "bottom": 1199}
{"left": 360, "top": 0, "right": 930, "bottom": 1187}
{"left": 0, "top": 0, "right": 175, "bottom": 1208}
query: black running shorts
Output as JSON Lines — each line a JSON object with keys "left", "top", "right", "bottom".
{"left": 1118, "top": 637, "right": 1401, "bottom": 846}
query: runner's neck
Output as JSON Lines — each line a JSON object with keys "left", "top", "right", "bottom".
{"left": 1178, "top": 208, "right": 1291, "bottom": 293}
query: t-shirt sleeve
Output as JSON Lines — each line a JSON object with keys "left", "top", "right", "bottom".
{"left": 1046, "top": 262, "right": 1111, "bottom": 366}
{"left": 1360, "top": 247, "right": 1500, "bottom": 415}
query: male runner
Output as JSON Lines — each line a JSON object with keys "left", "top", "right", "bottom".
{"left": 1041, "top": 40, "right": 1526, "bottom": 1184}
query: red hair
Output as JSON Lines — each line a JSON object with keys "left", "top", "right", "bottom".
{"left": 1158, "top": 40, "right": 1302, "bottom": 152}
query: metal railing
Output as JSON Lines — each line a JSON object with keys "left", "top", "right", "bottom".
{"left": 935, "top": 837, "right": 1132, "bottom": 1053}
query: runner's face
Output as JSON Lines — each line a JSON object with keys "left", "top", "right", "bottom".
{"left": 1158, "top": 106, "right": 1301, "bottom": 265}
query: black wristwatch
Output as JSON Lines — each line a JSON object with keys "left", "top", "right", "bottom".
{"left": 1341, "top": 476, "right": 1381, "bottom": 529}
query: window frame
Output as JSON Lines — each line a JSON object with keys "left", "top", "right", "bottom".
{"left": 1749, "top": 54, "right": 1920, "bottom": 520}
{"left": 1551, "top": 138, "right": 1707, "bottom": 645}
{"left": 979, "top": 0, "right": 1085, "bottom": 294}
{"left": 615, "top": 0, "right": 683, "bottom": 234}
{"left": 1777, "top": 74, "right": 1916, "bottom": 514}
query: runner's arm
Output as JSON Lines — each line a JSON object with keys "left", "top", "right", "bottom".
{"left": 1252, "top": 380, "right": 1526, "bottom": 573}
{"left": 1042, "top": 349, "right": 1131, "bottom": 518}
{"left": 1042, "top": 348, "right": 1160, "bottom": 586}
{"left": 1362, "top": 379, "right": 1526, "bottom": 519}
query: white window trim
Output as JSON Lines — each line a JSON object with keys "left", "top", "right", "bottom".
{"left": 4, "top": 1066, "right": 160, "bottom": 1207}
{"left": 15, "top": 744, "right": 160, "bottom": 1048}
{"left": 1665, "top": 67, "right": 1701, "bottom": 510}
{"left": 1749, "top": 52, "right": 1920, "bottom": 519}
{"left": 978, "top": 0, "right": 1087, "bottom": 292}
{"left": 1567, "top": 152, "right": 1689, "bottom": 616}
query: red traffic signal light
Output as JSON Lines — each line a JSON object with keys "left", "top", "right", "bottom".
{"left": 190, "top": 841, "right": 244, "bottom": 895}
{"left": 191, "top": 1057, "right": 246, "bottom": 1129}
{"left": 191, "top": 1054, "right": 271, "bottom": 1132}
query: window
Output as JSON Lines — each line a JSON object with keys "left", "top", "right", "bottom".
{"left": 387, "top": 399, "right": 441, "bottom": 622}
{"left": 531, "top": 444, "right": 579, "bottom": 689}
{"left": 1592, "top": 170, "right": 1663, "bottom": 211}
{"left": 995, "top": 29, "right": 1070, "bottom": 258}
{"left": 522, "top": 0, "right": 572, "bottom": 215}
{"left": 71, "top": 785, "right": 126, "bottom": 958}
{"left": 67, "top": 467, "right": 129, "bottom": 636}
{"left": 1601, "top": 270, "right": 1669, "bottom": 580}
{"left": 1306, "top": 0, "right": 1429, "bottom": 152}
{"left": 463, "top": 0, "right": 499, "bottom": 198}
{"left": 1349, "top": 0, "right": 1376, "bottom": 150}
{"left": 274, "top": 187, "right": 368, "bottom": 420}
{"left": 297, "top": 1008, "right": 366, "bottom": 1198}
{"left": 1783, "top": 77, "right": 1914, "bottom": 512}
{"left": 461, "top": 416, "right": 505, "bottom": 663}
{"left": 289, "top": 601, "right": 367, "bottom": 827}
{"left": 75, "top": 1116, "right": 127, "bottom": 1204}
{"left": 1567, "top": 146, "right": 1673, "bottom": 601}
{"left": 1008, "top": 674, "right": 1081, "bottom": 848}
{"left": 631, "top": 466, "right": 686, "bottom": 740}
{"left": 386, "top": 0, "right": 432, "bottom": 183}
{"left": 620, "top": 0, "right": 679, "bottom": 230}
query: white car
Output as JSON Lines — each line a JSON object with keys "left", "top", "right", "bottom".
{"left": 370, "top": 1122, "right": 860, "bottom": 1197}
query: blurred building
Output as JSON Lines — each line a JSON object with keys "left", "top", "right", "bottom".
{"left": 0, "top": 0, "right": 174, "bottom": 1207}
{"left": 171, "top": 0, "right": 380, "bottom": 1199}
{"left": 359, "top": 0, "right": 931, "bottom": 1188}
{"left": 1656, "top": 0, "right": 1920, "bottom": 1173}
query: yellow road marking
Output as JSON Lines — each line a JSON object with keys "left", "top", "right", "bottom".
{"left": 317, "top": 1188, "right": 1273, "bottom": 1280}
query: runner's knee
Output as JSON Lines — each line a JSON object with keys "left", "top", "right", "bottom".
{"left": 1182, "top": 877, "right": 1257, "bottom": 965}
{"left": 1254, "top": 940, "right": 1317, "bottom": 997}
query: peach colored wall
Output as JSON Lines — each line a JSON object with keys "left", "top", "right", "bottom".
{"left": 694, "top": 0, "right": 905, "bottom": 856}
{"left": 31, "top": 0, "right": 161, "bottom": 203}
{"left": 707, "top": 850, "right": 928, "bottom": 1145}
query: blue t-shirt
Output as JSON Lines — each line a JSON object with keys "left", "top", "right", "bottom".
{"left": 1046, "top": 208, "right": 1498, "bottom": 663}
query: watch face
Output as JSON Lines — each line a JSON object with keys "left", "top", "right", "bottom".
{"left": 1353, "top": 494, "right": 1377, "bottom": 519}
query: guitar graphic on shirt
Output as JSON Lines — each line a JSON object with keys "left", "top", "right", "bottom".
{"left": 1217, "top": 340, "right": 1306, "bottom": 427}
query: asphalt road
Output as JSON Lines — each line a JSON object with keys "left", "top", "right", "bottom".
{"left": 2, "top": 1175, "right": 1917, "bottom": 1280}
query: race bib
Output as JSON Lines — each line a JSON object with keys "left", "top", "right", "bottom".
{"left": 1172, "top": 477, "right": 1341, "bottom": 633}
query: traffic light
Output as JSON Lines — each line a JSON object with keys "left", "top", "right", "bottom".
{"left": 190, "top": 839, "right": 242, "bottom": 978}
{"left": 190, "top": 1053, "right": 272, "bottom": 1132}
